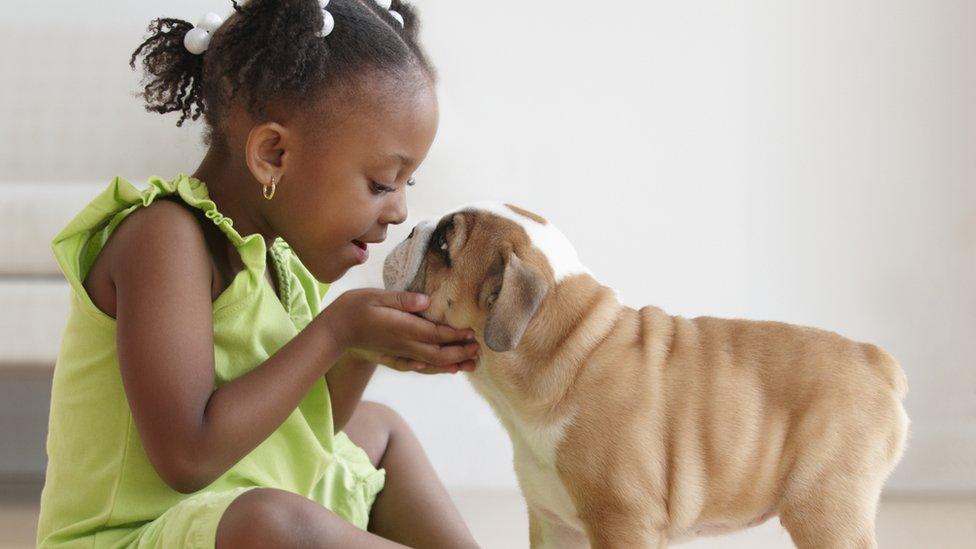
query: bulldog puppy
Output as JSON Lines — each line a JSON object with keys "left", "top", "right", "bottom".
{"left": 383, "top": 202, "right": 909, "bottom": 549}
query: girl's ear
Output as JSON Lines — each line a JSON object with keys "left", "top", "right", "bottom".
{"left": 244, "top": 121, "right": 290, "bottom": 188}
{"left": 482, "top": 246, "right": 548, "bottom": 353}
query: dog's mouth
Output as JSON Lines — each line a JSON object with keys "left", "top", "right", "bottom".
{"left": 384, "top": 232, "right": 429, "bottom": 292}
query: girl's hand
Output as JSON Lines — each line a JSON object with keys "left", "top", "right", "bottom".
{"left": 345, "top": 348, "right": 477, "bottom": 375}
{"left": 320, "top": 289, "right": 480, "bottom": 374}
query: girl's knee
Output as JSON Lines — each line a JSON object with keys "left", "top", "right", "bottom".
{"left": 216, "top": 488, "right": 328, "bottom": 548}
{"left": 346, "top": 401, "right": 414, "bottom": 466}
{"left": 360, "top": 401, "right": 409, "bottom": 432}
{"left": 350, "top": 401, "right": 413, "bottom": 441}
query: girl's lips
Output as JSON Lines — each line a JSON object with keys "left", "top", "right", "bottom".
{"left": 351, "top": 240, "right": 369, "bottom": 263}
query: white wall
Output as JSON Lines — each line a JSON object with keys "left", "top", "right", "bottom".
{"left": 740, "top": 0, "right": 976, "bottom": 493}
{"left": 2, "top": 0, "right": 973, "bottom": 494}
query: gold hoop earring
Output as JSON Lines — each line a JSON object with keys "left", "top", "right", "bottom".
{"left": 263, "top": 175, "right": 277, "bottom": 200}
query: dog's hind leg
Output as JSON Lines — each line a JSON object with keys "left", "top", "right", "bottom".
{"left": 780, "top": 492, "right": 879, "bottom": 549}
{"left": 780, "top": 389, "right": 907, "bottom": 548}
{"left": 779, "top": 461, "right": 885, "bottom": 549}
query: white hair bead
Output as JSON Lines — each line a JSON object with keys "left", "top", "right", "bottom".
{"left": 196, "top": 12, "right": 224, "bottom": 33}
{"left": 182, "top": 12, "right": 223, "bottom": 55}
{"left": 183, "top": 27, "right": 213, "bottom": 55}
{"left": 372, "top": 1, "right": 404, "bottom": 28}
{"left": 317, "top": 9, "right": 335, "bottom": 38}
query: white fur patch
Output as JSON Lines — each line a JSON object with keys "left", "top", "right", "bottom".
{"left": 383, "top": 219, "right": 435, "bottom": 291}
{"left": 454, "top": 202, "right": 592, "bottom": 283}
{"left": 467, "top": 367, "right": 585, "bottom": 533}
{"left": 383, "top": 202, "right": 592, "bottom": 292}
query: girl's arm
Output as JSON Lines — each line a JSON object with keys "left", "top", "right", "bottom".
{"left": 111, "top": 202, "right": 349, "bottom": 494}
{"left": 326, "top": 353, "right": 378, "bottom": 434}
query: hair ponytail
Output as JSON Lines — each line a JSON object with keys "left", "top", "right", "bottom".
{"left": 129, "top": 0, "right": 435, "bottom": 144}
{"left": 129, "top": 18, "right": 207, "bottom": 127}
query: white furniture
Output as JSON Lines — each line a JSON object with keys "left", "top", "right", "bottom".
{"left": 0, "top": 183, "right": 108, "bottom": 371}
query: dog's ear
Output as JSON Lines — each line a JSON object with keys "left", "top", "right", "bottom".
{"left": 482, "top": 247, "right": 547, "bottom": 352}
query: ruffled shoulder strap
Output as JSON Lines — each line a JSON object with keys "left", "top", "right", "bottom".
{"left": 50, "top": 174, "right": 268, "bottom": 322}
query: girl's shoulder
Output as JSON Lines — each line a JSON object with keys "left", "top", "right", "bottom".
{"left": 83, "top": 196, "right": 222, "bottom": 319}
{"left": 51, "top": 174, "right": 234, "bottom": 323}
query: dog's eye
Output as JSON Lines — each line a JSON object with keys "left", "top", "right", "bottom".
{"left": 431, "top": 218, "right": 454, "bottom": 267}
{"left": 432, "top": 230, "right": 452, "bottom": 267}
{"left": 437, "top": 233, "right": 450, "bottom": 260}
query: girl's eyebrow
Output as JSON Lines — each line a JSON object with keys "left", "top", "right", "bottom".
{"left": 371, "top": 153, "right": 414, "bottom": 179}
{"left": 387, "top": 153, "right": 413, "bottom": 167}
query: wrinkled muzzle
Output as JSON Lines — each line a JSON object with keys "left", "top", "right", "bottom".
{"left": 382, "top": 219, "right": 436, "bottom": 291}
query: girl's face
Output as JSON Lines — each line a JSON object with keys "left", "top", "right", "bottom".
{"left": 269, "top": 82, "right": 439, "bottom": 283}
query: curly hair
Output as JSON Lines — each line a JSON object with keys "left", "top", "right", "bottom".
{"left": 129, "top": 0, "right": 436, "bottom": 145}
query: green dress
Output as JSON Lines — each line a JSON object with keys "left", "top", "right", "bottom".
{"left": 36, "top": 174, "right": 385, "bottom": 548}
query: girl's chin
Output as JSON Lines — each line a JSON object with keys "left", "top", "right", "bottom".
{"left": 311, "top": 261, "right": 347, "bottom": 284}
{"left": 308, "top": 244, "right": 369, "bottom": 283}
{"left": 322, "top": 259, "right": 362, "bottom": 283}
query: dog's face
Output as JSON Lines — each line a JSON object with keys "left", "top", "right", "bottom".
{"left": 383, "top": 202, "right": 590, "bottom": 352}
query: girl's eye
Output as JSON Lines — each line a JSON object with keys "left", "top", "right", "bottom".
{"left": 370, "top": 181, "right": 396, "bottom": 195}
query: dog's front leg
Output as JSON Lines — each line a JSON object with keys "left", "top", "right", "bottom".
{"left": 582, "top": 516, "right": 667, "bottom": 549}
{"left": 528, "top": 508, "right": 543, "bottom": 548}
{"left": 528, "top": 506, "right": 589, "bottom": 549}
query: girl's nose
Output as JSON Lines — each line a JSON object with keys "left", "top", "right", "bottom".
{"left": 383, "top": 191, "right": 408, "bottom": 226}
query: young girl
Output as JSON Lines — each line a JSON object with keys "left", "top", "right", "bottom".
{"left": 36, "top": 1, "right": 482, "bottom": 547}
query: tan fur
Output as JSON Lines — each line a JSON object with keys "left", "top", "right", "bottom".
{"left": 404, "top": 207, "right": 909, "bottom": 549}
{"left": 506, "top": 203, "right": 549, "bottom": 225}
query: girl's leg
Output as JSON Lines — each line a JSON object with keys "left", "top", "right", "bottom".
{"left": 215, "top": 487, "right": 406, "bottom": 549}
{"left": 345, "top": 401, "right": 480, "bottom": 549}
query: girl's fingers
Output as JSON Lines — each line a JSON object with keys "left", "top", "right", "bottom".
{"left": 408, "top": 340, "right": 480, "bottom": 366}
{"left": 416, "top": 365, "right": 460, "bottom": 375}
{"left": 379, "top": 354, "right": 455, "bottom": 374}
{"left": 430, "top": 323, "right": 476, "bottom": 344}
{"left": 373, "top": 333, "right": 480, "bottom": 368}
{"left": 417, "top": 358, "right": 479, "bottom": 375}
{"left": 378, "top": 291, "right": 430, "bottom": 313}
{"left": 376, "top": 353, "right": 479, "bottom": 375}
{"left": 402, "top": 315, "right": 475, "bottom": 344}
{"left": 377, "top": 353, "right": 430, "bottom": 372}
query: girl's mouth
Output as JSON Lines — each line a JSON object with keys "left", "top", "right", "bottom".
{"left": 351, "top": 240, "right": 369, "bottom": 263}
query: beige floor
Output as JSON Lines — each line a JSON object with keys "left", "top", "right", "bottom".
{"left": 5, "top": 492, "right": 975, "bottom": 548}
